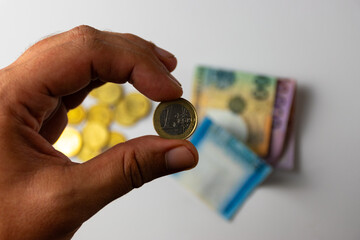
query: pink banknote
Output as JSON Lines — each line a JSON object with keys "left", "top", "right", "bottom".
{"left": 264, "top": 79, "right": 296, "bottom": 167}
{"left": 276, "top": 118, "right": 295, "bottom": 170}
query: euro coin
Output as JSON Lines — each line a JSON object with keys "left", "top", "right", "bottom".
{"left": 53, "top": 127, "right": 82, "bottom": 157}
{"left": 78, "top": 145, "right": 100, "bottom": 162}
{"left": 124, "top": 93, "right": 151, "bottom": 119}
{"left": 87, "top": 104, "right": 113, "bottom": 126}
{"left": 67, "top": 106, "right": 86, "bottom": 125}
{"left": 153, "top": 98, "right": 198, "bottom": 139}
{"left": 114, "top": 101, "right": 138, "bottom": 126}
{"left": 94, "top": 82, "right": 123, "bottom": 105}
{"left": 82, "top": 122, "right": 109, "bottom": 150}
{"left": 108, "top": 131, "right": 126, "bottom": 148}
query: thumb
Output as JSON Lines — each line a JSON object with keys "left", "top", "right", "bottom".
{"left": 71, "top": 135, "right": 198, "bottom": 213}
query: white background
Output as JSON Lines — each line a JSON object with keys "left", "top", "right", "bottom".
{"left": 1, "top": 0, "right": 360, "bottom": 239}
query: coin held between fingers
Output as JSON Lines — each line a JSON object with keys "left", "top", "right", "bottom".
{"left": 153, "top": 98, "right": 198, "bottom": 140}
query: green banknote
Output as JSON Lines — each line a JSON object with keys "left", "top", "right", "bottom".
{"left": 192, "top": 66, "right": 277, "bottom": 157}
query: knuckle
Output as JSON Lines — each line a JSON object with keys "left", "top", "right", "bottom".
{"left": 123, "top": 149, "right": 145, "bottom": 189}
{"left": 122, "top": 33, "right": 138, "bottom": 40}
{"left": 122, "top": 33, "right": 147, "bottom": 45}
{"left": 0, "top": 67, "right": 17, "bottom": 100}
{"left": 147, "top": 41, "right": 156, "bottom": 49}
{"left": 122, "top": 33, "right": 155, "bottom": 54}
{"left": 70, "top": 25, "right": 100, "bottom": 48}
{"left": 144, "top": 41, "right": 157, "bottom": 54}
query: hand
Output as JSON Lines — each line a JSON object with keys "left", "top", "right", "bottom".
{"left": 0, "top": 25, "right": 198, "bottom": 240}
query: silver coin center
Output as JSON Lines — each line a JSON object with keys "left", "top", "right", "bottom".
{"left": 159, "top": 104, "right": 191, "bottom": 135}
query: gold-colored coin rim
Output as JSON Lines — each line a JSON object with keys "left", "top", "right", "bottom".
{"left": 153, "top": 98, "right": 198, "bottom": 140}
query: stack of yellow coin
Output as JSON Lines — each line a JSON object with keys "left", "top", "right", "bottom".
{"left": 115, "top": 101, "right": 138, "bottom": 126}
{"left": 53, "top": 127, "right": 82, "bottom": 157}
{"left": 87, "top": 104, "right": 113, "bottom": 126}
{"left": 115, "top": 93, "right": 151, "bottom": 126}
{"left": 78, "top": 145, "right": 101, "bottom": 162}
{"left": 125, "top": 93, "right": 151, "bottom": 118}
{"left": 67, "top": 106, "right": 86, "bottom": 124}
{"left": 108, "top": 131, "right": 126, "bottom": 148}
{"left": 82, "top": 122, "right": 109, "bottom": 150}
{"left": 54, "top": 82, "right": 151, "bottom": 163}
{"left": 91, "top": 82, "right": 123, "bottom": 105}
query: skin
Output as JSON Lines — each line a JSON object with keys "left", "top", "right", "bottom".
{"left": 0, "top": 25, "right": 198, "bottom": 240}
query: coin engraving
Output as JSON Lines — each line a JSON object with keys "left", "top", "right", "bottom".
{"left": 160, "top": 104, "right": 192, "bottom": 135}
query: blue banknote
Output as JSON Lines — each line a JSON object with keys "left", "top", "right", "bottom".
{"left": 175, "top": 117, "right": 272, "bottom": 219}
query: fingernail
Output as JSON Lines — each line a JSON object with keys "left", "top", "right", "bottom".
{"left": 165, "top": 146, "right": 196, "bottom": 171}
{"left": 155, "top": 46, "right": 175, "bottom": 59}
{"left": 169, "top": 74, "right": 182, "bottom": 87}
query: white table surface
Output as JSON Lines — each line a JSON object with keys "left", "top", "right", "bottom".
{"left": 1, "top": 0, "right": 359, "bottom": 239}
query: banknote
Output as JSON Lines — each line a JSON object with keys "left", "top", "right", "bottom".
{"left": 277, "top": 121, "right": 295, "bottom": 170}
{"left": 264, "top": 79, "right": 296, "bottom": 165}
{"left": 192, "top": 66, "right": 277, "bottom": 157}
{"left": 276, "top": 96, "right": 296, "bottom": 170}
{"left": 175, "top": 117, "right": 272, "bottom": 219}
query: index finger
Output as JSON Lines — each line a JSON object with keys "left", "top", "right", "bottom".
{"left": 12, "top": 25, "right": 182, "bottom": 101}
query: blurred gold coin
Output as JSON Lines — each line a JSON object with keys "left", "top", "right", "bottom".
{"left": 108, "top": 131, "right": 126, "bottom": 148}
{"left": 124, "top": 93, "right": 151, "bottom": 119}
{"left": 95, "top": 82, "right": 123, "bottom": 105}
{"left": 53, "top": 127, "right": 82, "bottom": 157}
{"left": 114, "top": 101, "right": 138, "bottom": 126}
{"left": 90, "top": 87, "right": 99, "bottom": 98}
{"left": 153, "top": 98, "right": 198, "bottom": 140}
{"left": 82, "top": 122, "right": 109, "bottom": 150}
{"left": 78, "top": 145, "right": 100, "bottom": 162}
{"left": 87, "top": 104, "right": 113, "bottom": 126}
{"left": 67, "top": 106, "right": 86, "bottom": 125}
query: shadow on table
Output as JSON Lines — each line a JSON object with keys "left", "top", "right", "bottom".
{"left": 263, "top": 83, "right": 313, "bottom": 187}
